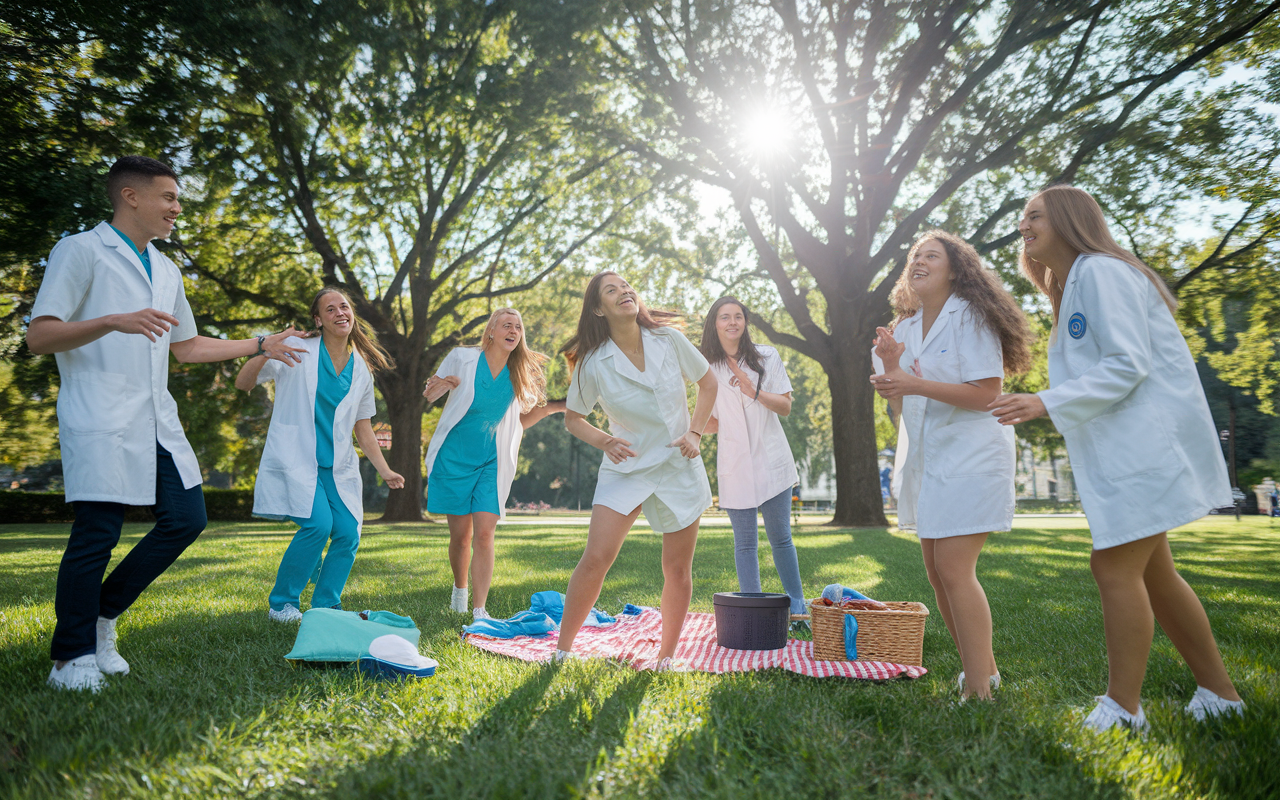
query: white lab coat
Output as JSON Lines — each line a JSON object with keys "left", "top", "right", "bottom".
{"left": 30, "top": 222, "right": 201, "bottom": 504}
{"left": 709, "top": 345, "right": 799, "bottom": 510}
{"left": 252, "top": 336, "right": 376, "bottom": 532}
{"left": 567, "top": 326, "right": 712, "bottom": 533}
{"left": 1038, "top": 254, "right": 1231, "bottom": 549}
{"left": 881, "top": 295, "right": 1016, "bottom": 538}
{"left": 424, "top": 347, "right": 524, "bottom": 520}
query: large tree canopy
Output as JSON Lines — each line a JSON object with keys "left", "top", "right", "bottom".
{"left": 612, "top": 0, "right": 1280, "bottom": 524}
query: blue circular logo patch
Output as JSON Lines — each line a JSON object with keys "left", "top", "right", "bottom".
{"left": 1068, "top": 312, "right": 1087, "bottom": 339}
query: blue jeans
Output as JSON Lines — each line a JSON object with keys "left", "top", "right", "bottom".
{"left": 51, "top": 444, "right": 207, "bottom": 661}
{"left": 270, "top": 467, "right": 360, "bottom": 611}
{"left": 725, "top": 487, "right": 806, "bottom": 614}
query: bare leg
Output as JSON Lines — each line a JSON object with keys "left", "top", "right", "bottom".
{"left": 658, "top": 521, "right": 699, "bottom": 660}
{"left": 1090, "top": 535, "right": 1161, "bottom": 714}
{"left": 556, "top": 505, "right": 641, "bottom": 653}
{"left": 469, "top": 512, "right": 499, "bottom": 610}
{"left": 1143, "top": 534, "right": 1241, "bottom": 701}
{"left": 920, "top": 539, "right": 962, "bottom": 655}
{"left": 934, "top": 533, "right": 996, "bottom": 700}
{"left": 447, "top": 515, "right": 473, "bottom": 590}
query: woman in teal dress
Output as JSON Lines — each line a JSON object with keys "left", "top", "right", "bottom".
{"left": 238, "top": 287, "right": 404, "bottom": 622}
{"left": 424, "top": 308, "right": 564, "bottom": 620}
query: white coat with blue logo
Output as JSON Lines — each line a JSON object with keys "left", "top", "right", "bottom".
{"left": 1038, "top": 254, "right": 1231, "bottom": 549}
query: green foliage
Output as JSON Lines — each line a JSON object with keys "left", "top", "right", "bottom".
{"left": 0, "top": 488, "right": 254, "bottom": 522}
{"left": 2, "top": 517, "right": 1278, "bottom": 797}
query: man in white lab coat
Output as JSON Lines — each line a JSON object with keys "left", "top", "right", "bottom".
{"left": 27, "top": 156, "right": 305, "bottom": 692}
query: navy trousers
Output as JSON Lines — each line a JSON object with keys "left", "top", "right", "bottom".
{"left": 50, "top": 444, "right": 207, "bottom": 661}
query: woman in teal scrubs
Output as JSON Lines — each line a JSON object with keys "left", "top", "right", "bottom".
{"left": 237, "top": 287, "right": 404, "bottom": 622}
{"left": 424, "top": 308, "right": 564, "bottom": 620}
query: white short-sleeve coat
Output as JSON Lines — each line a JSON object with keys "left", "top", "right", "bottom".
{"left": 885, "top": 295, "right": 1016, "bottom": 538}
{"left": 251, "top": 336, "right": 377, "bottom": 532}
{"left": 567, "top": 327, "right": 712, "bottom": 533}
{"left": 30, "top": 222, "right": 201, "bottom": 504}
{"left": 1038, "top": 254, "right": 1231, "bottom": 549}
{"left": 709, "top": 345, "right": 799, "bottom": 510}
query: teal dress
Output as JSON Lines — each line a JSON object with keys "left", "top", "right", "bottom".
{"left": 427, "top": 362, "right": 515, "bottom": 515}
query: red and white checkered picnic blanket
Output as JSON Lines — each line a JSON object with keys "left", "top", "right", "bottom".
{"left": 464, "top": 608, "right": 927, "bottom": 679}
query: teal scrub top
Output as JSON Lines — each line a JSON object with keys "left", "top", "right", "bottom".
{"left": 435, "top": 362, "right": 514, "bottom": 470}
{"left": 109, "top": 224, "right": 151, "bottom": 281}
{"left": 315, "top": 346, "right": 354, "bottom": 468}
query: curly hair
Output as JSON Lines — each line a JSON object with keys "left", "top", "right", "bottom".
{"left": 888, "top": 230, "right": 1033, "bottom": 375}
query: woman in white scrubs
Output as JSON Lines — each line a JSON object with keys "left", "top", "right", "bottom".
{"left": 870, "top": 231, "right": 1032, "bottom": 700}
{"left": 237, "top": 287, "right": 404, "bottom": 622}
{"left": 990, "top": 186, "right": 1243, "bottom": 730}
{"left": 699, "top": 297, "right": 806, "bottom": 621}
{"left": 423, "top": 308, "right": 564, "bottom": 620}
{"left": 555, "top": 272, "right": 717, "bottom": 669}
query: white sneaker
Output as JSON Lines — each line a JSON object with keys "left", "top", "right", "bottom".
{"left": 957, "top": 671, "right": 1001, "bottom": 692}
{"left": 552, "top": 649, "right": 576, "bottom": 663}
{"left": 1185, "top": 686, "right": 1245, "bottom": 721}
{"left": 95, "top": 616, "right": 130, "bottom": 675}
{"left": 268, "top": 604, "right": 303, "bottom": 623}
{"left": 47, "top": 655, "right": 105, "bottom": 692}
{"left": 472, "top": 607, "right": 492, "bottom": 622}
{"left": 450, "top": 586, "right": 468, "bottom": 614}
{"left": 1082, "top": 695, "right": 1148, "bottom": 734}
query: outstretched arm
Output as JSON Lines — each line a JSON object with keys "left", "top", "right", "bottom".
{"left": 521, "top": 400, "right": 566, "bottom": 429}
{"left": 27, "top": 310, "right": 180, "bottom": 354}
{"left": 171, "top": 328, "right": 306, "bottom": 365}
{"left": 354, "top": 419, "right": 405, "bottom": 489}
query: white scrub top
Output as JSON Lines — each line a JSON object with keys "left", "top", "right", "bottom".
{"left": 709, "top": 345, "right": 799, "bottom": 510}
{"left": 31, "top": 222, "right": 201, "bottom": 505}
{"left": 882, "top": 295, "right": 1015, "bottom": 538}
{"left": 424, "top": 347, "right": 524, "bottom": 520}
{"left": 1038, "top": 254, "right": 1231, "bottom": 549}
{"left": 567, "top": 326, "right": 713, "bottom": 533}
{"left": 252, "top": 336, "right": 376, "bottom": 532}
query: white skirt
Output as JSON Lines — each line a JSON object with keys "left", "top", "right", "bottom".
{"left": 593, "top": 455, "right": 712, "bottom": 533}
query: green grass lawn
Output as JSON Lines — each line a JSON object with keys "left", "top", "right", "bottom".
{"left": 1, "top": 516, "right": 1277, "bottom": 799}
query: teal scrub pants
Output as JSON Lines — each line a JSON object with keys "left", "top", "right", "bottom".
{"left": 270, "top": 467, "right": 359, "bottom": 611}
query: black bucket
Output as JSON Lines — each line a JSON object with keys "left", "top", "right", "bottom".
{"left": 713, "top": 592, "right": 790, "bottom": 651}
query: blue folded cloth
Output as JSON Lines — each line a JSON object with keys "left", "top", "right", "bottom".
{"left": 463, "top": 610, "right": 558, "bottom": 639}
{"left": 529, "top": 591, "right": 617, "bottom": 627}
{"left": 844, "top": 614, "right": 858, "bottom": 660}
{"left": 822, "top": 584, "right": 873, "bottom": 603}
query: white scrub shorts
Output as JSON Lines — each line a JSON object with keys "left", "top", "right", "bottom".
{"left": 593, "top": 457, "right": 712, "bottom": 534}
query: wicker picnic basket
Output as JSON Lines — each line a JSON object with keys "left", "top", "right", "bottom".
{"left": 809, "top": 601, "right": 929, "bottom": 666}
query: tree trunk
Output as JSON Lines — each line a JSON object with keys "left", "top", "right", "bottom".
{"left": 376, "top": 349, "right": 430, "bottom": 522}
{"left": 826, "top": 322, "right": 888, "bottom": 528}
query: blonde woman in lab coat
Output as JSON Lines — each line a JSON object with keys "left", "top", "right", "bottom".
{"left": 423, "top": 308, "right": 564, "bottom": 620}
{"left": 555, "top": 271, "right": 717, "bottom": 670}
{"left": 990, "top": 186, "right": 1243, "bottom": 731}
{"left": 237, "top": 287, "right": 404, "bottom": 622}
{"left": 871, "top": 231, "right": 1033, "bottom": 700}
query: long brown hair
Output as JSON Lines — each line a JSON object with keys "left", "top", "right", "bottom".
{"left": 560, "top": 271, "right": 683, "bottom": 372}
{"left": 889, "top": 231, "right": 1033, "bottom": 375}
{"left": 477, "top": 308, "right": 548, "bottom": 413}
{"left": 700, "top": 296, "right": 765, "bottom": 398}
{"left": 1021, "top": 185, "right": 1177, "bottom": 321}
{"left": 306, "top": 286, "right": 395, "bottom": 374}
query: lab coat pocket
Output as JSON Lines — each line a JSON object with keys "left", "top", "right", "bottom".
{"left": 262, "top": 423, "right": 302, "bottom": 470}
{"left": 1085, "top": 403, "right": 1173, "bottom": 481}
{"left": 60, "top": 428, "right": 127, "bottom": 497}
{"left": 58, "top": 371, "right": 130, "bottom": 434}
{"left": 926, "top": 419, "right": 1009, "bottom": 478}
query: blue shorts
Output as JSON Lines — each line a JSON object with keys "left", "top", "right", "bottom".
{"left": 427, "top": 457, "right": 500, "bottom": 516}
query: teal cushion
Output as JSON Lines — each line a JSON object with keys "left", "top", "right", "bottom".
{"left": 285, "top": 608, "right": 421, "bottom": 664}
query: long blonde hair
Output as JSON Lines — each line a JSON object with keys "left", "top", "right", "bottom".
{"left": 1021, "top": 186, "right": 1177, "bottom": 322}
{"left": 479, "top": 308, "right": 548, "bottom": 413}
{"left": 890, "top": 231, "right": 1033, "bottom": 374}
{"left": 306, "top": 286, "right": 395, "bottom": 373}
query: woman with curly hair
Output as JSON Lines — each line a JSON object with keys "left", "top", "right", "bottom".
{"left": 871, "top": 231, "right": 1032, "bottom": 700}
{"left": 424, "top": 308, "right": 564, "bottom": 620}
